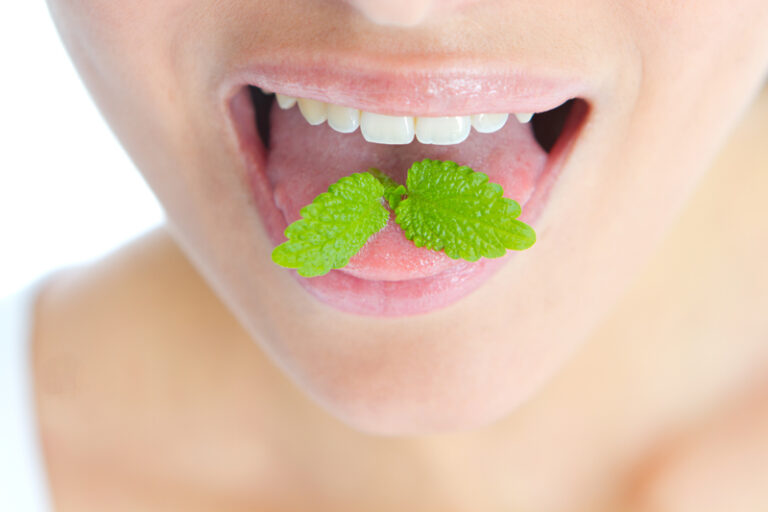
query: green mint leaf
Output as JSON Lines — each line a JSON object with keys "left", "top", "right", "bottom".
{"left": 386, "top": 184, "right": 407, "bottom": 210}
{"left": 271, "top": 172, "right": 389, "bottom": 277}
{"left": 394, "top": 159, "right": 536, "bottom": 261}
{"left": 368, "top": 167, "right": 407, "bottom": 210}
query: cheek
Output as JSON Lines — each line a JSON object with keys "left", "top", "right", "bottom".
{"left": 624, "top": 0, "right": 767, "bottom": 67}
{"left": 48, "top": 0, "right": 199, "bottom": 68}
{"left": 47, "top": 0, "right": 222, "bottom": 235}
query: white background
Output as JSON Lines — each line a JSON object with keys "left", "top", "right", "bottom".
{"left": 0, "top": 3, "right": 164, "bottom": 297}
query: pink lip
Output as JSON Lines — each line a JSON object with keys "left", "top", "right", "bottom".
{"left": 223, "top": 55, "right": 587, "bottom": 116}
{"left": 225, "top": 64, "right": 589, "bottom": 316}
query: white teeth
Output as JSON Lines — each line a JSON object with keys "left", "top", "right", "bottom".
{"left": 297, "top": 98, "right": 328, "bottom": 125}
{"left": 415, "top": 116, "right": 471, "bottom": 145}
{"left": 327, "top": 104, "right": 361, "bottom": 133}
{"left": 471, "top": 113, "right": 509, "bottom": 134}
{"left": 360, "top": 112, "right": 415, "bottom": 145}
{"left": 275, "top": 93, "right": 297, "bottom": 109}
{"left": 259, "top": 87, "right": 273, "bottom": 95}
{"left": 515, "top": 112, "right": 534, "bottom": 124}
{"left": 269, "top": 90, "right": 536, "bottom": 144}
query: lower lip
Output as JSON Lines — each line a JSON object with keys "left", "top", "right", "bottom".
{"left": 230, "top": 90, "right": 586, "bottom": 316}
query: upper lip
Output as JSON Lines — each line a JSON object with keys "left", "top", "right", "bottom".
{"left": 221, "top": 55, "right": 591, "bottom": 117}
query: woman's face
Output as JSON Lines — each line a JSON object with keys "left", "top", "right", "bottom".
{"left": 48, "top": 0, "right": 768, "bottom": 434}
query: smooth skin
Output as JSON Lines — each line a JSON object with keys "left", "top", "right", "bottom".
{"left": 35, "top": 0, "right": 768, "bottom": 510}
{"left": 35, "top": 91, "right": 768, "bottom": 511}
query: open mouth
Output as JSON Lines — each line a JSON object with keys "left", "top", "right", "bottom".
{"left": 228, "top": 73, "right": 589, "bottom": 316}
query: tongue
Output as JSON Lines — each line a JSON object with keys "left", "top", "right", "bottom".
{"left": 266, "top": 104, "right": 547, "bottom": 281}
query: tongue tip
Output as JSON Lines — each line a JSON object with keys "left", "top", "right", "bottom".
{"left": 342, "top": 220, "right": 462, "bottom": 281}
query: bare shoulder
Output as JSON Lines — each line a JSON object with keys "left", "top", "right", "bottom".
{"left": 629, "top": 382, "right": 768, "bottom": 512}
{"left": 32, "top": 226, "right": 250, "bottom": 357}
{"left": 31, "top": 227, "right": 283, "bottom": 512}
{"left": 616, "top": 87, "right": 768, "bottom": 511}
{"left": 35, "top": 226, "right": 219, "bottom": 325}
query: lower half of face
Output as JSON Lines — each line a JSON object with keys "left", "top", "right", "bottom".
{"left": 47, "top": 0, "right": 768, "bottom": 434}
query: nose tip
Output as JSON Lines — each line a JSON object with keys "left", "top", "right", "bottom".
{"left": 344, "top": 0, "right": 435, "bottom": 27}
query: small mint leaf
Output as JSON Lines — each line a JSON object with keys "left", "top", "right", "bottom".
{"left": 271, "top": 172, "right": 389, "bottom": 277}
{"left": 367, "top": 168, "right": 406, "bottom": 210}
{"left": 394, "top": 159, "right": 536, "bottom": 261}
{"left": 386, "top": 184, "right": 407, "bottom": 210}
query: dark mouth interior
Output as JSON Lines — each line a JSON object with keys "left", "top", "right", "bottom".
{"left": 531, "top": 99, "right": 576, "bottom": 152}
{"left": 248, "top": 85, "right": 580, "bottom": 154}
{"left": 250, "top": 86, "right": 274, "bottom": 150}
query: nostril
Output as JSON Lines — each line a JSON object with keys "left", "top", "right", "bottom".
{"left": 343, "top": 0, "right": 433, "bottom": 27}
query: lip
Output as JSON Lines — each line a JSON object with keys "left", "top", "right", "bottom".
{"left": 224, "top": 61, "right": 590, "bottom": 317}
{"left": 222, "top": 54, "right": 588, "bottom": 116}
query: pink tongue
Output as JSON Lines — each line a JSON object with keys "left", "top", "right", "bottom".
{"left": 267, "top": 105, "right": 547, "bottom": 281}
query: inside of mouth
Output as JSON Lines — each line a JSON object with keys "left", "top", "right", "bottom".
{"left": 236, "top": 85, "right": 587, "bottom": 281}
{"left": 248, "top": 85, "right": 579, "bottom": 155}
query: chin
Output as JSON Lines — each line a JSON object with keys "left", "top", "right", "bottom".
{"left": 302, "top": 369, "right": 544, "bottom": 436}
{"left": 261, "top": 325, "right": 573, "bottom": 437}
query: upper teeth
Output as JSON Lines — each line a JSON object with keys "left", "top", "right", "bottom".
{"left": 415, "top": 115, "right": 471, "bottom": 145}
{"left": 266, "top": 90, "right": 535, "bottom": 145}
{"left": 297, "top": 98, "right": 327, "bottom": 125}
{"left": 275, "top": 93, "right": 297, "bottom": 109}
{"left": 360, "top": 112, "right": 415, "bottom": 145}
